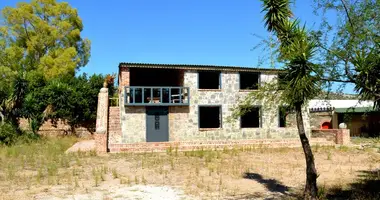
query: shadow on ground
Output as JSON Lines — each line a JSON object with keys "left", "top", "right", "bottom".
{"left": 325, "top": 169, "right": 380, "bottom": 200}
{"left": 243, "top": 172, "right": 290, "bottom": 194}
{"left": 223, "top": 172, "right": 297, "bottom": 200}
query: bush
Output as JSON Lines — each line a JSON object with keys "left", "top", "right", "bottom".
{"left": 0, "top": 123, "right": 40, "bottom": 146}
{"left": 0, "top": 123, "right": 18, "bottom": 145}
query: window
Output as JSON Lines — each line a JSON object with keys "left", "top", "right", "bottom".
{"left": 278, "top": 73, "right": 287, "bottom": 90}
{"left": 279, "top": 106, "right": 291, "bottom": 127}
{"left": 279, "top": 106, "right": 287, "bottom": 127}
{"left": 199, "top": 106, "right": 221, "bottom": 128}
{"left": 198, "top": 71, "right": 221, "bottom": 89}
{"left": 241, "top": 107, "right": 261, "bottom": 128}
{"left": 240, "top": 72, "right": 260, "bottom": 90}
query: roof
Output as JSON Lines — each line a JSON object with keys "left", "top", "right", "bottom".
{"left": 119, "top": 62, "right": 283, "bottom": 73}
{"left": 335, "top": 107, "right": 377, "bottom": 113}
{"left": 308, "top": 99, "right": 376, "bottom": 113}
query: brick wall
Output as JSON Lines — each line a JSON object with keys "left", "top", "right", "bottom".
{"left": 108, "top": 138, "right": 335, "bottom": 153}
{"left": 108, "top": 107, "right": 122, "bottom": 143}
{"left": 311, "top": 129, "right": 350, "bottom": 145}
{"left": 118, "top": 67, "right": 130, "bottom": 88}
{"left": 19, "top": 118, "right": 93, "bottom": 138}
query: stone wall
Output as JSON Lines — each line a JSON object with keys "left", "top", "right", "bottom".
{"left": 19, "top": 118, "right": 93, "bottom": 138}
{"left": 309, "top": 111, "right": 333, "bottom": 129}
{"left": 116, "top": 70, "right": 311, "bottom": 144}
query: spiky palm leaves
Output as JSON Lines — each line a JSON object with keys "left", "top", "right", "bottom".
{"left": 261, "top": 0, "right": 293, "bottom": 33}
{"left": 261, "top": 0, "right": 321, "bottom": 107}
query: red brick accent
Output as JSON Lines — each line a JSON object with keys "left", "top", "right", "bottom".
{"left": 118, "top": 67, "right": 130, "bottom": 88}
{"left": 108, "top": 107, "right": 122, "bottom": 138}
{"left": 311, "top": 129, "right": 350, "bottom": 145}
{"left": 108, "top": 138, "right": 334, "bottom": 153}
{"left": 95, "top": 134, "right": 107, "bottom": 153}
{"left": 336, "top": 129, "right": 350, "bottom": 145}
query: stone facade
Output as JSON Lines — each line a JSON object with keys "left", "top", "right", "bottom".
{"left": 115, "top": 69, "right": 311, "bottom": 144}
{"left": 309, "top": 111, "right": 333, "bottom": 129}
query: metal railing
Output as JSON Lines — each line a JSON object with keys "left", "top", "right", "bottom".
{"left": 124, "top": 86, "right": 190, "bottom": 106}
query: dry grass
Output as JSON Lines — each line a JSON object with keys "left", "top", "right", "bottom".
{"left": 0, "top": 138, "right": 379, "bottom": 199}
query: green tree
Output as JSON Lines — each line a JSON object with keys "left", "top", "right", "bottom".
{"left": 0, "top": 0, "right": 91, "bottom": 130}
{"left": 239, "top": 0, "right": 322, "bottom": 198}
{"left": 23, "top": 73, "right": 106, "bottom": 134}
{"left": 312, "top": 0, "right": 380, "bottom": 108}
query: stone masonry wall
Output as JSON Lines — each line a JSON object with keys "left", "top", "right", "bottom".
{"left": 167, "top": 71, "right": 310, "bottom": 141}
{"left": 309, "top": 111, "right": 333, "bottom": 129}
{"left": 19, "top": 118, "right": 93, "bottom": 138}
{"left": 115, "top": 70, "right": 311, "bottom": 144}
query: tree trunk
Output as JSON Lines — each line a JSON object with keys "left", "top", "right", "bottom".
{"left": 295, "top": 103, "right": 318, "bottom": 199}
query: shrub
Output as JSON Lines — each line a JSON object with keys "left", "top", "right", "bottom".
{"left": 0, "top": 123, "right": 40, "bottom": 146}
{"left": 0, "top": 123, "right": 18, "bottom": 145}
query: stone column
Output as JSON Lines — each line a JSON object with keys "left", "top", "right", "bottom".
{"left": 336, "top": 129, "right": 350, "bottom": 145}
{"left": 95, "top": 87, "right": 109, "bottom": 153}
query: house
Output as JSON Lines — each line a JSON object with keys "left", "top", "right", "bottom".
{"left": 94, "top": 63, "right": 349, "bottom": 152}
{"left": 308, "top": 100, "right": 379, "bottom": 137}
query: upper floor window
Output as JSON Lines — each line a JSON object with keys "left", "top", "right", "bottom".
{"left": 240, "top": 72, "right": 260, "bottom": 90}
{"left": 278, "top": 73, "right": 287, "bottom": 90}
{"left": 198, "top": 71, "right": 221, "bottom": 89}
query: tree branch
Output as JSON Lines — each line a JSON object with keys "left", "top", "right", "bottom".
{"left": 340, "top": 0, "right": 354, "bottom": 29}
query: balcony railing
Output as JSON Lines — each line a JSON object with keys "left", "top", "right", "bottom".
{"left": 124, "top": 86, "right": 190, "bottom": 106}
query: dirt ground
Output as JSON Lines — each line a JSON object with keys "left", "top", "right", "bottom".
{"left": 0, "top": 138, "right": 379, "bottom": 200}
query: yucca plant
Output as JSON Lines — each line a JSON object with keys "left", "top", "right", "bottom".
{"left": 261, "top": 0, "right": 322, "bottom": 199}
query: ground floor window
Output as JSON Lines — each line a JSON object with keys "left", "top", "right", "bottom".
{"left": 241, "top": 106, "right": 261, "bottom": 128}
{"left": 279, "top": 106, "right": 289, "bottom": 127}
{"left": 199, "top": 106, "right": 221, "bottom": 128}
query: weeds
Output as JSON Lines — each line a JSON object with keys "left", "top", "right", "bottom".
{"left": 112, "top": 168, "right": 119, "bottom": 179}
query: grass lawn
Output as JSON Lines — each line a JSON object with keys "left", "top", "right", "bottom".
{"left": 0, "top": 137, "right": 379, "bottom": 199}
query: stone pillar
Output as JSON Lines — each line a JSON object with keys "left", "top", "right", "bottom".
{"left": 336, "top": 129, "right": 350, "bottom": 145}
{"left": 95, "top": 87, "right": 109, "bottom": 153}
{"left": 332, "top": 112, "right": 339, "bottom": 129}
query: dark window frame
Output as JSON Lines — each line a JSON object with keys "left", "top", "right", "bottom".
{"left": 239, "top": 72, "right": 261, "bottom": 90}
{"left": 198, "top": 71, "right": 222, "bottom": 89}
{"left": 277, "top": 73, "right": 287, "bottom": 90}
{"left": 198, "top": 105, "right": 222, "bottom": 129}
{"left": 240, "top": 106, "right": 262, "bottom": 128}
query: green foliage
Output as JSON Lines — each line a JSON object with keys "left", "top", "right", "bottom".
{"left": 0, "top": 0, "right": 91, "bottom": 79}
{"left": 0, "top": 123, "right": 39, "bottom": 146}
{"left": 261, "top": 0, "right": 293, "bottom": 33}
{"left": 0, "top": 0, "right": 91, "bottom": 135}
{"left": 23, "top": 73, "right": 105, "bottom": 134}
{"left": 0, "top": 123, "right": 18, "bottom": 145}
{"left": 312, "top": 0, "right": 380, "bottom": 108}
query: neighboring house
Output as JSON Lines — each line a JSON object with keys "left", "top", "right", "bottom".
{"left": 308, "top": 100, "right": 379, "bottom": 137}
{"left": 112, "top": 62, "right": 309, "bottom": 144}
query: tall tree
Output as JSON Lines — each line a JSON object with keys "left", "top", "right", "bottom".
{"left": 260, "top": 0, "right": 321, "bottom": 198}
{"left": 0, "top": 0, "right": 91, "bottom": 129}
{"left": 312, "top": 0, "right": 380, "bottom": 109}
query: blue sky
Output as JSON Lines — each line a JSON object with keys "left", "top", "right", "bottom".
{"left": 0, "top": 0, "right": 355, "bottom": 93}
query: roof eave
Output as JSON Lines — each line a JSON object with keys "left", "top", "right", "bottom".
{"left": 119, "top": 62, "right": 284, "bottom": 73}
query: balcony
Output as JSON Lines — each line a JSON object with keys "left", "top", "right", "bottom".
{"left": 124, "top": 86, "right": 190, "bottom": 106}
